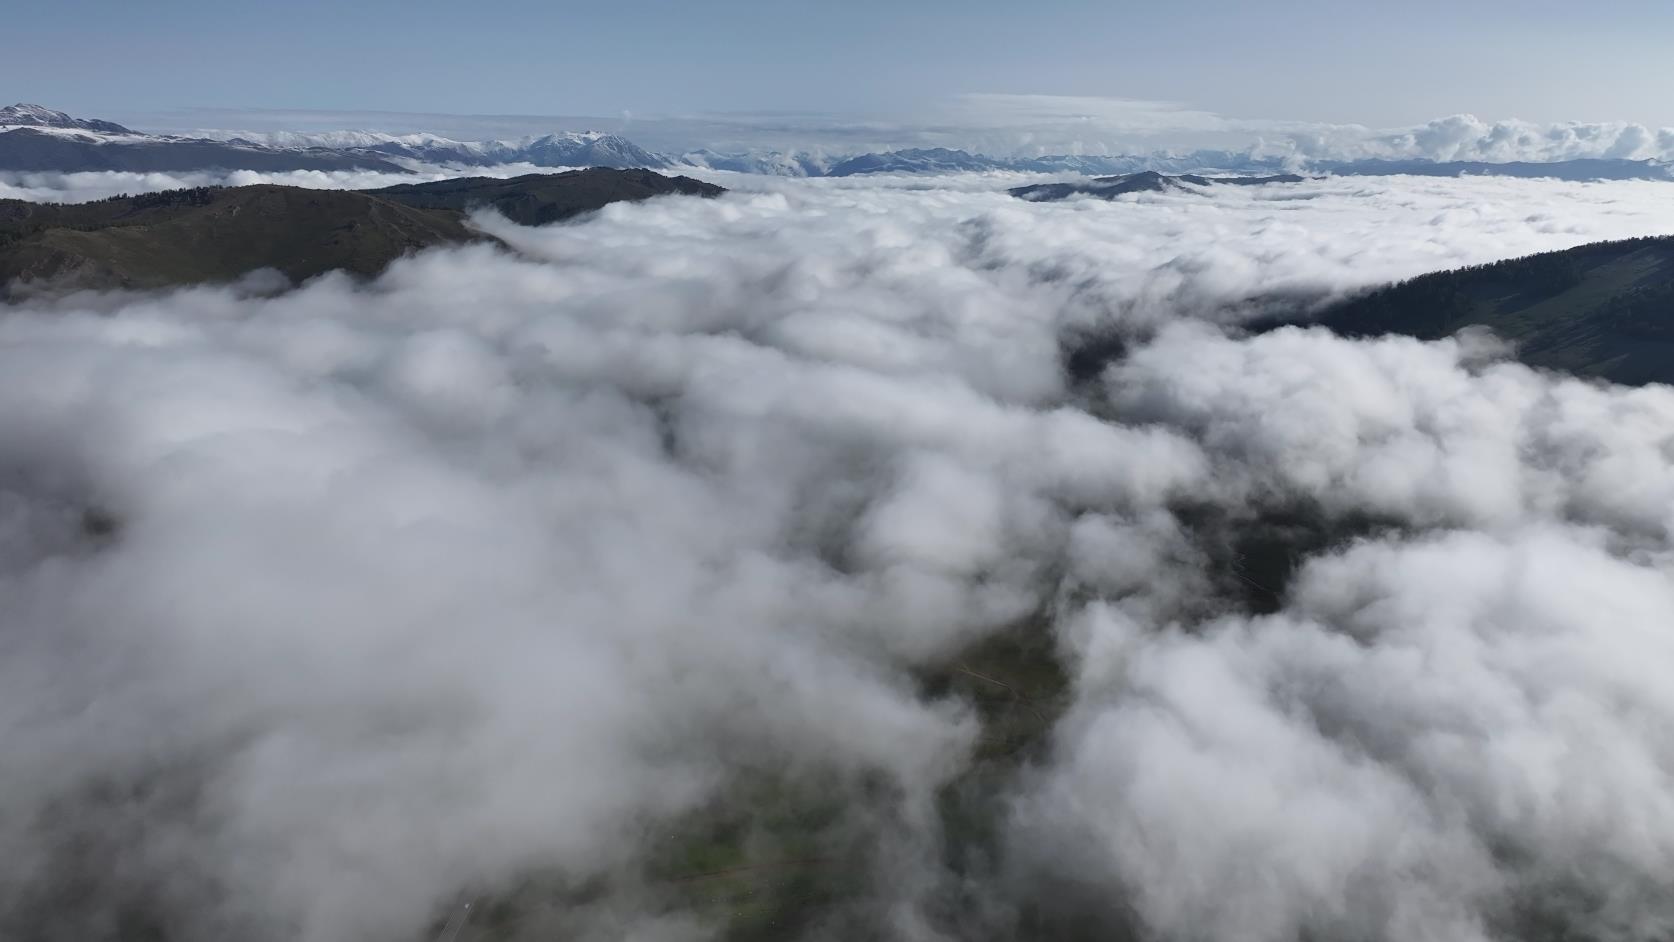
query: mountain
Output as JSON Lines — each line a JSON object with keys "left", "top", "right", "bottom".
{"left": 8, "top": 105, "right": 1674, "bottom": 184}
{"left": 1271, "top": 235, "right": 1674, "bottom": 386}
{"left": 0, "top": 103, "right": 135, "bottom": 135}
{"left": 0, "top": 103, "right": 412, "bottom": 172}
{"left": 1033, "top": 150, "right": 1295, "bottom": 176}
{"left": 677, "top": 148, "right": 836, "bottom": 177}
{"left": 809, "top": 145, "right": 1674, "bottom": 181}
{"left": 328, "top": 131, "right": 669, "bottom": 169}
{"left": 488, "top": 132, "right": 665, "bottom": 169}
{"left": 199, "top": 128, "right": 669, "bottom": 170}
{"left": 821, "top": 148, "right": 1674, "bottom": 181}
{"left": 674, "top": 147, "right": 1159, "bottom": 178}
{"left": 0, "top": 185, "right": 472, "bottom": 293}
{"left": 825, "top": 148, "right": 1008, "bottom": 176}
{"left": 0, "top": 168, "right": 724, "bottom": 296}
{"left": 0, "top": 127, "right": 413, "bottom": 173}
{"left": 1011, "top": 171, "right": 1306, "bottom": 201}
{"left": 366, "top": 168, "right": 719, "bottom": 226}
{"left": 821, "top": 148, "right": 1298, "bottom": 178}
{"left": 0, "top": 104, "right": 668, "bottom": 175}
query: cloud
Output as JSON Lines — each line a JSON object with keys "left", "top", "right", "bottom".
{"left": 1349, "top": 113, "right": 1674, "bottom": 163}
{"left": 4, "top": 173, "right": 1674, "bottom": 941}
{"left": 1024, "top": 520, "right": 1674, "bottom": 942}
{"left": 940, "top": 98, "right": 1674, "bottom": 164}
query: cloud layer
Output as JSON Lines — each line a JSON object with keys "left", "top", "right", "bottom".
{"left": 930, "top": 97, "right": 1674, "bottom": 165}
{"left": 4, "top": 174, "right": 1674, "bottom": 942}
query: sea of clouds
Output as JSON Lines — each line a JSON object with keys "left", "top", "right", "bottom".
{"left": 4, "top": 172, "right": 1674, "bottom": 941}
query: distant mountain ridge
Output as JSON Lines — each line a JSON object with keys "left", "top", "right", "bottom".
{"left": 811, "top": 148, "right": 1290, "bottom": 178}
{"left": 0, "top": 103, "right": 666, "bottom": 175}
{"left": 209, "top": 127, "right": 669, "bottom": 170}
{"left": 5, "top": 104, "right": 1674, "bottom": 183}
{"left": 813, "top": 148, "right": 1674, "bottom": 182}
{"left": 0, "top": 127, "right": 413, "bottom": 173}
{"left": 1010, "top": 171, "right": 1307, "bottom": 201}
{"left": 0, "top": 103, "right": 135, "bottom": 135}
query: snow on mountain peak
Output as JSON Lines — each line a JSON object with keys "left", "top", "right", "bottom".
{"left": 0, "top": 103, "right": 135, "bottom": 135}
{"left": 171, "top": 127, "right": 665, "bottom": 168}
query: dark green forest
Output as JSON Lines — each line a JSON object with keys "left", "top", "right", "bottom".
{"left": 1293, "top": 235, "right": 1674, "bottom": 384}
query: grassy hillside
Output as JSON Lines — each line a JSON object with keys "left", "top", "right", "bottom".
{"left": 0, "top": 186, "right": 474, "bottom": 292}
{"left": 433, "top": 621, "right": 1075, "bottom": 942}
{"left": 0, "top": 169, "right": 725, "bottom": 296}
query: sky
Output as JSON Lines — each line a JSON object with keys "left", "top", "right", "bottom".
{"left": 7, "top": 0, "right": 1674, "bottom": 131}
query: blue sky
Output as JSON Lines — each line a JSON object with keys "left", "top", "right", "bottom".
{"left": 7, "top": 0, "right": 1674, "bottom": 129}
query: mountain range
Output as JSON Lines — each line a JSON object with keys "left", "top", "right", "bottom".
{"left": 810, "top": 148, "right": 1674, "bottom": 181}
{"left": 7, "top": 105, "right": 1674, "bottom": 182}
{"left": 0, "top": 104, "right": 666, "bottom": 174}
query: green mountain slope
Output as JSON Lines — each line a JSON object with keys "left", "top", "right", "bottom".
{"left": 0, "top": 186, "right": 474, "bottom": 292}
{"left": 1301, "top": 235, "right": 1674, "bottom": 385}
{"left": 0, "top": 169, "right": 725, "bottom": 296}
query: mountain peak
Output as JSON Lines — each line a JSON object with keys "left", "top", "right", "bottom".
{"left": 1010, "top": 171, "right": 1306, "bottom": 202}
{"left": 0, "top": 103, "right": 135, "bottom": 135}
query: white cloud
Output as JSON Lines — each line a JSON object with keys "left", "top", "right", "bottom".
{"left": 5, "top": 173, "right": 1674, "bottom": 940}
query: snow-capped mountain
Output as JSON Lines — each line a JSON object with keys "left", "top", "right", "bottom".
{"left": 198, "top": 127, "right": 669, "bottom": 169}
{"left": 378, "top": 132, "right": 666, "bottom": 169}
{"left": 4, "top": 104, "right": 1671, "bottom": 184}
{"left": 0, "top": 105, "right": 667, "bottom": 175}
{"left": 0, "top": 103, "right": 135, "bottom": 135}
{"left": 0, "top": 106, "right": 410, "bottom": 173}
{"left": 822, "top": 148, "right": 1004, "bottom": 176}
{"left": 676, "top": 148, "right": 835, "bottom": 177}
